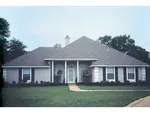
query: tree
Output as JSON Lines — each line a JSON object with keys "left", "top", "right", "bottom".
{"left": 0, "top": 17, "right": 10, "bottom": 106}
{"left": 54, "top": 43, "right": 61, "bottom": 48}
{"left": 111, "top": 35, "right": 135, "bottom": 53}
{"left": 0, "top": 18, "right": 10, "bottom": 65}
{"left": 6, "top": 38, "right": 27, "bottom": 62}
{"left": 97, "top": 35, "right": 112, "bottom": 46}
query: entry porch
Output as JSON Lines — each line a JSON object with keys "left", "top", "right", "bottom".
{"left": 45, "top": 59, "right": 96, "bottom": 83}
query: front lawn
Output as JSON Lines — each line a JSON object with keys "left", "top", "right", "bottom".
{"left": 79, "top": 85, "right": 150, "bottom": 90}
{"left": 2, "top": 86, "right": 150, "bottom": 107}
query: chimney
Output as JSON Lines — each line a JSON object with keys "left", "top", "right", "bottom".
{"left": 65, "top": 35, "right": 70, "bottom": 46}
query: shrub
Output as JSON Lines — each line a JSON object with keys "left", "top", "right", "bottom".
{"left": 4, "top": 81, "right": 9, "bottom": 85}
{"left": 12, "top": 81, "right": 16, "bottom": 84}
{"left": 40, "top": 81, "right": 43, "bottom": 84}
{"left": 46, "top": 81, "right": 50, "bottom": 84}
{"left": 18, "top": 80, "right": 25, "bottom": 84}
{"left": 43, "top": 81, "right": 47, "bottom": 84}
{"left": 35, "top": 81, "right": 38, "bottom": 84}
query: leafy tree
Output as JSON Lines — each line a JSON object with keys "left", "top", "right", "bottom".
{"left": 6, "top": 38, "right": 27, "bottom": 62}
{"left": 54, "top": 43, "right": 61, "bottom": 48}
{"left": 97, "top": 35, "right": 112, "bottom": 46}
{"left": 0, "top": 17, "right": 10, "bottom": 106}
{"left": 0, "top": 18, "right": 10, "bottom": 65}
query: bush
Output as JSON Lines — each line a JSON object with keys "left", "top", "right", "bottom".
{"left": 40, "top": 81, "right": 43, "bottom": 84}
{"left": 18, "top": 80, "right": 25, "bottom": 84}
{"left": 46, "top": 81, "right": 50, "bottom": 84}
{"left": 12, "top": 81, "right": 16, "bottom": 84}
{"left": 35, "top": 81, "right": 38, "bottom": 84}
{"left": 4, "top": 81, "right": 9, "bottom": 85}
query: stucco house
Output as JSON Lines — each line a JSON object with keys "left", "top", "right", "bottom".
{"left": 2, "top": 36, "right": 149, "bottom": 84}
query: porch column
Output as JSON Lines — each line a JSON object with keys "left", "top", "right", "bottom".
{"left": 65, "top": 61, "right": 67, "bottom": 83}
{"left": 52, "top": 61, "right": 54, "bottom": 83}
{"left": 77, "top": 61, "right": 79, "bottom": 83}
{"left": 48, "top": 61, "right": 51, "bottom": 82}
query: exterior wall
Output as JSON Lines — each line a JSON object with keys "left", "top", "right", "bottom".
{"left": 6, "top": 68, "right": 19, "bottom": 83}
{"left": 118, "top": 67, "right": 124, "bottom": 83}
{"left": 34, "top": 68, "right": 50, "bottom": 83}
{"left": 138, "top": 67, "right": 146, "bottom": 81}
{"left": 92, "top": 67, "right": 103, "bottom": 82}
{"left": 54, "top": 62, "right": 65, "bottom": 83}
{"left": 99, "top": 68, "right": 103, "bottom": 82}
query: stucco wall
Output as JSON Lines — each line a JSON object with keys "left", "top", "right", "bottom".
{"left": 92, "top": 67, "right": 103, "bottom": 82}
{"left": 138, "top": 67, "right": 146, "bottom": 81}
{"left": 6, "top": 68, "right": 19, "bottom": 83}
{"left": 99, "top": 67, "right": 103, "bottom": 82}
{"left": 34, "top": 68, "right": 50, "bottom": 83}
{"left": 118, "top": 67, "right": 124, "bottom": 83}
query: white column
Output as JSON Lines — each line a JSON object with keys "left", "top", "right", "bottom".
{"left": 77, "top": 61, "right": 79, "bottom": 83}
{"left": 52, "top": 61, "right": 54, "bottom": 83}
{"left": 65, "top": 61, "right": 67, "bottom": 83}
{"left": 48, "top": 61, "right": 51, "bottom": 82}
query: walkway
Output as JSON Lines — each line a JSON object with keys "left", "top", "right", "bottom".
{"left": 127, "top": 96, "right": 150, "bottom": 107}
{"left": 68, "top": 83, "right": 150, "bottom": 92}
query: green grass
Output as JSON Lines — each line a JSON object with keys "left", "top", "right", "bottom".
{"left": 79, "top": 85, "right": 150, "bottom": 90}
{"left": 2, "top": 86, "right": 150, "bottom": 107}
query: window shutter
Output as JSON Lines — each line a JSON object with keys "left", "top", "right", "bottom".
{"left": 146, "top": 67, "right": 149, "bottom": 82}
{"left": 31, "top": 68, "right": 35, "bottom": 83}
{"left": 135, "top": 67, "right": 138, "bottom": 82}
{"left": 115, "top": 67, "right": 118, "bottom": 82}
{"left": 123, "top": 67, "right": 126, "bottom": 83}
{"left": 103, "top": 67, "right": 106, "bottom": 81}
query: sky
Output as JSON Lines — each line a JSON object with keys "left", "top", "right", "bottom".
{"left": 0, "top": 6, "right": 150, "bottom": 51}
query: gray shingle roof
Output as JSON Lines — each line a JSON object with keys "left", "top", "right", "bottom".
{"left": 3, "top": 36, "right": 149, "bottom": 66}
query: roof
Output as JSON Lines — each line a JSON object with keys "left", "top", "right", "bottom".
{"left": 3, "top": 36, "right": 149, "bottom": 67}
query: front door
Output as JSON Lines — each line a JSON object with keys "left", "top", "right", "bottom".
{"left": 68, "top": 68, "right": 75, "bottom": 83}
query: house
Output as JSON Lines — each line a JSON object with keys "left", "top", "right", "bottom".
{"left": 2, "top": 36, "right": 149, "bottom": 84}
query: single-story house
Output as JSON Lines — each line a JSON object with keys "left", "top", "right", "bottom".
{"left": 2, "top": 36, "right": 149, "bottom": 84}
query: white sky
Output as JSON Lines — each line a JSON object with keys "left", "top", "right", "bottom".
{"left": 0, "top": 6, "right": 150, "bottom": 51}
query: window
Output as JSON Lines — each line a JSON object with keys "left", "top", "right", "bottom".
{"left": 3, "top": 69, "right": 7, "bottom": 81}
{"left": 142, "top": 67, "right": 146, "bottom": 81}
{"left": 106, "top": 67, "right": 115, "bottom": 82}
{"left": 127, "top": 67, "right": 135, "bottom": 82}
{"left": 22, "top": 68, "right": 31, "bottom": 83}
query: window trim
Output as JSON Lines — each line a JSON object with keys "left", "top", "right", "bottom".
{"left": 22, "top": 68, "right": 32, "bottom": 83}
{"left": 106, "top": 67, "right": 115, "bottom": 82}
{"left": 126, "top": 67, "right": 136, "bottom": 82}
